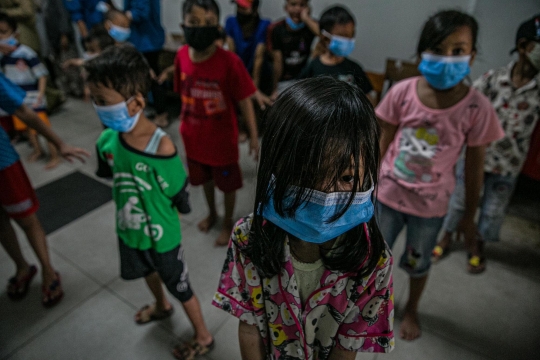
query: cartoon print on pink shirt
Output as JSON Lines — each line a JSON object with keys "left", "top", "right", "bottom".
{"left": 394, "top": 127, "right": 440, "bottom": 183}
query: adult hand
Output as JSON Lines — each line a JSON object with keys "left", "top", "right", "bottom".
{"left": 58, "top": 143, "right": 91, "bottom": 164}
{"left": 253, "top": 90, "right": 273, "bottom": 110}
{"left": 249, "top": 137, "right": 259, "bottom": 162}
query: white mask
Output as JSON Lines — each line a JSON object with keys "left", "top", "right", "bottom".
{"left": 527, "top": 42, "right": 540, "bottom": 70}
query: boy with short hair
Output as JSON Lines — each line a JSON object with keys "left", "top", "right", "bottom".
{"left": 0, "top": 13, "right": 60, "bottom": 168}
{"left": 88, "top": 45, "right": 214, "bottom": 359}
{"left": 268, "top": 0, "right": 318, "bottom": 96}
{"left": 175, "top": 0, "right": 259, "bottom": 246}
{"left": 298, "top": 5, "right": 376, "bottom": 105}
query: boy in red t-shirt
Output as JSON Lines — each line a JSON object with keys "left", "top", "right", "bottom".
{"left": 173, "top": 0, "right": 259, "bottom": 246}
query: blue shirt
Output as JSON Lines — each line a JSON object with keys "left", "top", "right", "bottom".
{"left": 63, "top": 0, "right": 104, "bottom": 29}
{"left": 125, "top": 0, "right": 165, "bottom": 53}
{"left": 0, "top": 73, "right": 25, "bottom": 170}
{"left": 225, "top": 16, "right": 270, "bottom": 72}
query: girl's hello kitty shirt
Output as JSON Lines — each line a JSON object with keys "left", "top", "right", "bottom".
{"left": 213, "top": 215, "right": 394, "bottom": 359}
{"left": 376, "top": 77, "right": 504, "bottom": 218}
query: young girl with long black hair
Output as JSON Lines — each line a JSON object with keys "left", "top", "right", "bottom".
{"left": 213, "top": 77, "right": 394, "bottom": 359}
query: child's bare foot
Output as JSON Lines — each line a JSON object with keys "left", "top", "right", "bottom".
{"left": 27, "top": 151, "right": 44, "bottom": 162}
{"left": 214, "top": 220, "right": 233, "bottom": 247}
{"left": 400, "top": 309, "right": 421, "bottom": 341}
{"left": 45, "top": 157, "right": 61, "bottom": 170}
{"left": 198, "top": 213, "right": 217, "bottom": 233}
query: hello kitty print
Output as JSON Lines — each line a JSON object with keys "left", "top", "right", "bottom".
{"left": 213, "top": 215, "right": 394, "bottom": 359}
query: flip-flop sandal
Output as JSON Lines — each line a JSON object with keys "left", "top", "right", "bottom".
{"left": 7, "top": 265, "right": 38, "bottom": 300}
{"left": 173, "top": 339, "right": 215, "bottom": 360}
{"left": 42, "top": 272, "right": 64, "bottom": 308}
{"left": 467, "top": 253, "right": 486, "bottom": 274}
{"left": 431, "top": 244, "right": 451, "bottom": 263}
{"left": 135, "top": 304, "right": 174, "bottom": 325}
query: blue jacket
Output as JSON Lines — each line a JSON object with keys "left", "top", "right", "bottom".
{"left": 63, "top": 0, "right": 104, "bottom": 29}
{"left": 125, "top": 0, "right": 165, "bottom": 53}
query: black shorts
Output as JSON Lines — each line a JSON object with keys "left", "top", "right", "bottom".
{"left": 118, "top": 239, "right": 193, "bottom": 303}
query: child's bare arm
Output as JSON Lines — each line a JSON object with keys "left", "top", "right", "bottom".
{"left": 459, "top": 145, "right": 486, "bottom": 247}
{"left": 252, "top": 43, "right": 265, "bottom": 89}
{"left": 36, "top": 76, "right": 47, "bottom": 106}
{"left": 157, "top": 65, "right": 175, "bottom": 84}
{"left": 226, "top": 36, "right": 236, "bottom": 53}
{"left": 156, "top": 135, "right": 176, "bottom": 156}
{"left": 272, "top": 50, "right": 283, "bottom": 97}
{"left": 238, "top": 97, "right": 259, "bottom": 161}
{"left": 13, "top": 104, "right": 90, "bottom": 163}
{"left": 328, "top": 347, "right": 357, "bottom": 360}
{"left": 378, "top": 118, "right": 398, "bottom": 159}
{"left": 300, "top": 7, "right": 320, "bottom": 35}
{"left": 239, "top": 321, "right": 265, "bottom": 360}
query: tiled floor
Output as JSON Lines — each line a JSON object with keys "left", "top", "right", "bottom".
{"left": 1, "top": 99, "right": 539, "bottom": 360}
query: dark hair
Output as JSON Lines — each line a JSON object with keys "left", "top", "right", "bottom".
{"left": 319, "top": 5, "right": 355, "bottom": 33}
{"left": 417, "top": 10, "right": 479, "bottom": 55}
{"left": 241, "top": 77, "right": 385, "bottom": 280}
{"left": 85, "top": 25, "right": 115, "bottom": 51}
{"left": 84, "top": 45, "right": 151, "bottom": 98}
{"left": 0, "top": 13, "right": 17, "bottom": 32}
{"left": 182, "top": 0, "right": 220, "bottom": 19}
{"left": 105, "top": 9, "right": 127, "bottom": 23}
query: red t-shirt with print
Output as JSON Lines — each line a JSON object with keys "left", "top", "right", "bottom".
{"left": 174, "top": 46, "right": 256, "bottom": 166}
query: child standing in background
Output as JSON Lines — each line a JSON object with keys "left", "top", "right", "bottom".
{"left": 297, "top": 6, "right": 376, "bottom": 106}
{"left": 267, "top": 0, "right": 318, "bottom": 97}
{"left": 0, "top": 13, "right": 60, "bottom": 169}
{"left": 225, "top": 0, "right": 271, "bottom": 94}
{"left": 214, "top": 77, "right": 394, "bottom": 359}
{"left": 434, "top": 14, "right": 540, "bottom": 273}
{"left": 375, "top": 10, "right": 504, "bottom": 341}
{"left": 175, "top": 0, "right": 259, "bottom": 247}
{"left": 88, "top": 45, "right": 214, "bottom": 360}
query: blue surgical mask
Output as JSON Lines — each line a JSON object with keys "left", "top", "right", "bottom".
{"left": 286, "top": 17, "right": 305, "bottom": 31}
{"left": 93, "top": 98, "right": 142, "bottom": 132}
{"left": 0, "top": 36, "right": 18, "bottom": 46}
{"left": 108, "top": 24, "right": 131, "bottom": 43}
{"left": 322, "top": 30, "right": 355, "bottom": 57}
{"left": 262, "top": 179, "right": 374, "bottom": 244}
{"left": 418, "top": 53, "right": 471, "bottom": 90}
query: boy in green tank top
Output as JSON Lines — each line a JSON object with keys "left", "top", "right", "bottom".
{"left": 86, "top": 45, "right": 214, "bottom": 358}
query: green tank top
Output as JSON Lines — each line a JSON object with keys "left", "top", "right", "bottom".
{"left": 96, "top": 129, "right": 188, "bottom": 253}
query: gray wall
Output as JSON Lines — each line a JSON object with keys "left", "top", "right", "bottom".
{"left": 161, "top": 0, "right": 540, "bottom": 79}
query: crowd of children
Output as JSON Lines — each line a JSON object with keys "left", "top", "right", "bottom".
{"left": 1, "top": 0, "right": 539, "bottom": 359}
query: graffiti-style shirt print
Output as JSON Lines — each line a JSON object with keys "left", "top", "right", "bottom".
{"left": 96, "top": 129, "right": 188, "bottom": 253}
{"left": 474, "top": 62, "right": 540, "bottom": 177}
{"left": 213, "top": 215, "right": 395, "bottom": 359}
{"left": 375, "top": 77, "right": 504, "bottom": 217}
{"left": 174, "top": 46, "right": 256, "bottom": 167}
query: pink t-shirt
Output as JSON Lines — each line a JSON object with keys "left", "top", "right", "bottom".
{"left": 375, "top": 77, "right": 504, "bottom": 218}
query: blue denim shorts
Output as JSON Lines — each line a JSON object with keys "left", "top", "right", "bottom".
{"left": 376, "top": 201, "right": 444, "bottom": 277}
{"left": 442, "top": 159, "right": 517, "bottom": 242}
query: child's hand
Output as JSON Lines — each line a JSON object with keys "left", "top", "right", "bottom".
{"left": 300, "top": 6, "right": 312, "bottom": 22}
{"left": 34, "top": 93, "right": 44, "bottom": 109}
{"left": 58, "top": 143, "right": 91, "bottom": 164}
{"left": 270, "top": 90, "right": 279, "bottom": 102}
{"left": 157, "top": 70, "right": 169, "bottom": 85}
{"left": 249, "top": 137, "right": 259, "bottom": 161}
{"left": 62, "top": 58, "right": 84, "bottom": 69}
{"left": 0, "top": 43, "right": 16, "bottom": 55}
{"left": 253, "top": 90, "right": 273, "bottom": 111}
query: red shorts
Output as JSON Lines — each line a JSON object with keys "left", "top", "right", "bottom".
{"left": 187, "top": 158, "right": 243, "bottom": 193}
{"left": 0, "top": 161, "right": 39, "bottom": 219}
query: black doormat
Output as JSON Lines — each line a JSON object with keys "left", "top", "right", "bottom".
{"left": 35, "top": 171, "right": 112, "bottom": 234}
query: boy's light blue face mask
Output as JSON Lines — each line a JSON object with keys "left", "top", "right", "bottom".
{"left": 322, "top": 30, "right": 355, "bottom": 57}
{"left": 108, "top": 24, "right": 131, "bottom": 43}
{"left": 418, "top": 53, "right": 471, "bottom": 90}
{"left": 261, "top": 178, "right": 374, "bottom": 244}
{"left": 93, "top": 98, "right": 142, "bottom": 133}
{"left": 0, "top": 36, "right": 18, "bottom": 46}
{"left": 286, "top": 17, "right": 305, "bottom": 31}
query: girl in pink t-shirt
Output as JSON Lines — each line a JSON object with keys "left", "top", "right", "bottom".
{"left": 375, "top": 10, "right": 504, "bottom": 342}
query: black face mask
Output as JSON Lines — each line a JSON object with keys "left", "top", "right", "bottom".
{"left": 182, "top": 25, "right": 220, "bottom": 51}
{"left": 236, "top": 12, "right": 254, "bottom": 25}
